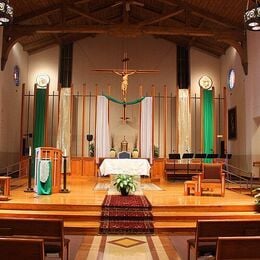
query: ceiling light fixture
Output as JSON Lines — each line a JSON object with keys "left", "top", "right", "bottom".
{"left": 244, "top": 0, "right": 260, "bottom": 31}
{"left": 0, "top": 0, "right": 13, "bottom": 26}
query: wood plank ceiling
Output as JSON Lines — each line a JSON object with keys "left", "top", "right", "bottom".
{"left": 2, "top": 0, "right": 251, "bottom": 72}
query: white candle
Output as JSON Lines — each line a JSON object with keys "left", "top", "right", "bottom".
{"left": 29, "top": 146, "right": 32, "bottom": 157}
{"left": 64, "top": 148, "right": 67, "bottom": 157}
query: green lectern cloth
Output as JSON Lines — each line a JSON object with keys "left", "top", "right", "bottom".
{"left": 37, "top": 160, "right": 52, "bottom": 195}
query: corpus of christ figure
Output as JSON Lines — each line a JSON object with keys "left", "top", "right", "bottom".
{"left": 93, "top": 52, "right": 159, "bottom": 119}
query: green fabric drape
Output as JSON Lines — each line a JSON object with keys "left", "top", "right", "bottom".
{"left": 37, "top": 160, "right": 52, "bottom": 195}
{"left": 103, "top": 94, "right": 145, "bottom": 105}
{"left": 32, "top": 88, "right": 47, "bottom": 176}
{"left": 203, "top": 89, "right": 214, "bottom": 163}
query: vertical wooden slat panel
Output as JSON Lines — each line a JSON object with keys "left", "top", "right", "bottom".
{"left": 212, "top": 87, "right": 216, "bottom": 152}
{"left": 20, "top": 84, "right": 25, "bottom": 159}
{"left": 223, "top": 86, "right": 227, "bottom": 152}
{"left": 164, "top": 85, "right": 167, "bottom": 158}
{"left": 152, "top": 85, "right": 155, "bottom": 158}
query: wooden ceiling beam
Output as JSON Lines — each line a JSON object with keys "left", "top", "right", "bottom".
{"left": 137, "top": 8, "right": 184, "bottom": 26}
{"left": 10, "top": 24, "right": 243, "bottom": 41}
{"left": 14, "top": 0, "right": 92, "bottom": 24}
{"left": 67, "top": 5, "right": 112, "bottom": 24}
{"left": 14, "top": 4, "right": 62, "bottom": 24}
{"left": 156, "top": 0, "right": 242, "bottom": 29}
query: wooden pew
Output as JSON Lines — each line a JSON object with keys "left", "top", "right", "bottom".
{"left": 0, "top": 217, "right": 70, "bottom": 260}
{"left": 187, "top": 219, "right": 260, "bottom": 260}
{"left": 0, "top": 237, "right": 45, "bottom": 260}
{"left": 216, "top": 236, "right": 260, "bottom": 260}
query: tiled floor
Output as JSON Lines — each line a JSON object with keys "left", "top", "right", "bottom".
{"left": 73, "top": 235, "right": 183, "bottom": 260}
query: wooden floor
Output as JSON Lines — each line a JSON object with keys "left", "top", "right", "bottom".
{"left": 1, "top": 176, "right": 259, "bottom": 235}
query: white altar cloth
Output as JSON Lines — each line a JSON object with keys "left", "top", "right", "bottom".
{"left": 99, "top": 159, "right": 151, "bottom": 176}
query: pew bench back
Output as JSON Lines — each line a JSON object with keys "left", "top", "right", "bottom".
{"left": 188, "top": 219, "right": 260, "bottom": 260}
{"left": 216, "top": 236, "right": 260, "bottom": 260}
{"left": 0, "top": 217, "right": 69, "bottom": 259}
{"left": 0, "top": 237, "right": 45, "bottom": 260}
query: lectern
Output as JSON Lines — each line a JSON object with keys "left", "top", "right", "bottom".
{"left": 35, "top": 147, "right": 62, "bottom": 194}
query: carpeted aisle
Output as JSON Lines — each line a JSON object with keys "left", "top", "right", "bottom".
{"left": 99, "top": 195, "right": 154, "bottom": 234}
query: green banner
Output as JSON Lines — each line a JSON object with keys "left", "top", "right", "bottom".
{"left": 203, "top": 89, "right": 214, "bottom": 163}
{"left": 32, "top": 88, "right": 47, "bottom": 176}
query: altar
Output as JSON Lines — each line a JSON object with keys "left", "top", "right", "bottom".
{"left": 99, "top": 158, "right": 151, "bottom": 176}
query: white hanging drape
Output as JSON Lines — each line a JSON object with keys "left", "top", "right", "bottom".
{"left": 56, "top": 88, "right": 71, "bottom": 172}
{"left": 177, "top": 89, "right": 191, "bottom": 155}
{"left": 141, "top": 97, "right": 153, "bottom": 163}
{"left": 96, "top": 96, "right": 110, "bottom": 162}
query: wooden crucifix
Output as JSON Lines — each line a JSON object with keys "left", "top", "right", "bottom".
{"left": 93, "top": 52, "right": 159, "bottom": 121}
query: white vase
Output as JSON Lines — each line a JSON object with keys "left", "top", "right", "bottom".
{"left": 110, "top": 150, "right": 116, "bottom": 158}
{"left": 132, "top": 150, "right": 139, "bottom": 158}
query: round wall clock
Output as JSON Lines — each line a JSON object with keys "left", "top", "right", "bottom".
{"left": 198, "top": 75, "right": 213, "bottom": 89}
{"left": 36, "top": 74, "right": 50, "bottom": 88}
{"left": 228, "top": 69, "right": 235, "bottom": 90}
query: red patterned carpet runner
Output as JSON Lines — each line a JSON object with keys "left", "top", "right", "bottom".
{"left": 99, "top": 195, "right": 154, "bottom": 234}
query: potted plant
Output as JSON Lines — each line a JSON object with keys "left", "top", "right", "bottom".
{"left": 88, "top": 142, "right": 95, "bottom": 157}
{"left": 114, "top": 174, "right": 137, "bottom": 196}
{"left": 252, "top": 187, "right": 260, "bottom": 212}
{"left": 154, "top": 145, "right": 159, "bottom": 158}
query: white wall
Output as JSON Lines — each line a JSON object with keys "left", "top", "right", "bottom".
{"left": 0, "top": 28, "right": 29, "bottom": 166}
{"left": 28, "top": 46, "right": 59, "bottom": 92}
{"left": 220, "top": 32, "right": 260, "bottom": 175}
{"left": 190, "top": 48, "right": 221, "bottom": 96}
{"left": 246, "top": 32, "right": 260, "bottom": 176}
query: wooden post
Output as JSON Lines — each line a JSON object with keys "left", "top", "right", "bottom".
{"left": 20, "top": 83, "right": 25, "bottom": 160}
{"left": 176, "top": 88, "right": 179, "bottom": 153}
{"left": 152, "top": 85, "right": 155, "bottom": 159}
{"left": 44, "top": 84, "right": 49, "bottom": 146}
{"left": 138, "top": 85, "right": 143, "bottom": 154}
{"left": 223, "top": 87, "right": 227, "bottom": 153}
{"left": 212, "top": 87, "right": 216, "bottom": 152}
{"left": 164, "top": 85, "right": 167, "bottom": 158}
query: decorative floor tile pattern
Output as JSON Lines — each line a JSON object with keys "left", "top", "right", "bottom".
{"left": 74, "top": 235, "right": 181, "bottom": 260}
{"left": 108, "top": 237, "right": 146, "bottom": 248}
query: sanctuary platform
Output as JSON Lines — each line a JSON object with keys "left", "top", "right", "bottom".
{"left": 0, "top": 176, "right": 258, "bottom": 236}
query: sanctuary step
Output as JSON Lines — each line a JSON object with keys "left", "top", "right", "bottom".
{"left": 0, "top": 206, "right": 258, "bottom": 235}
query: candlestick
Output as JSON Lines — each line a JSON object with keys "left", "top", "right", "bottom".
{"left": 29, "top": 146, "right": 32, "bottom": 157}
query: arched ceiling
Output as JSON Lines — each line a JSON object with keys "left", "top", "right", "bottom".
{"left": 2, "top": 0, "right": 253, "bottom": 73}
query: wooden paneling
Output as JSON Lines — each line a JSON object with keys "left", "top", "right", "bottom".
{"left": 152, "top": 158, "right": 165, "bottom": 179}
{"left": 71, "top": 157, "right": 96, "bottom": 176}
{"left": 83, "top": 158, "right": 96, "bottom": 176}
{"left": 71, "top": 158, "right": 82, "bottom": 176}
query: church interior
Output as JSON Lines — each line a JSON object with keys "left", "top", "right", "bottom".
{"left": 0, "top": 0, "right": 260, "bottom": 259}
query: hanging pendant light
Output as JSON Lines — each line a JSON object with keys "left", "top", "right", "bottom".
{"left": 244, "top": 0, "right": 260, "bottom": 31}
{"left": 0, "top": 0, "right": 13, "bottom": 26}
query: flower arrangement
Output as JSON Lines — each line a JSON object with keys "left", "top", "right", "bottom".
{"left": 114, "top": 174, "right": 137, "bottom": 196}
{"left": 253, "top": 187, "right": 260, "bottom": 206}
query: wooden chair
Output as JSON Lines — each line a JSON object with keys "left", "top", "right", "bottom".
{"left": 196, "top": 163, "right": 225, "bottom": 196}
{"left": 0, "top": 237, "right": 45, "bottom": 260}
{"left": 0, "top": 176, "right": 11, "bottom": 200}
{"left": 216, "top": 236, "right": 260, "bottom": 259}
